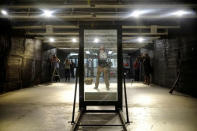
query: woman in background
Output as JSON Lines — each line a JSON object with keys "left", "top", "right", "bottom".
{"left": 64, "top": 59, "right": 71, "bottom": 82}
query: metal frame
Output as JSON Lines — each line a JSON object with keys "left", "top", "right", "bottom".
{"left": 78, "top": 24, "right": 123, "bottom": 111}
{"left": 71, "top": 110, "right": 128, "bottom": 131}
{"left": 70, "top": 66, "right": 131, "bottom": 131}
{"left": 70, "top": 24, "right": 131, "bottom": 131}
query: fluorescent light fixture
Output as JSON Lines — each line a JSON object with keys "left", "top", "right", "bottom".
{"left": 1, "top": 10, "right": 8, "bottom": 16}
{"left": 172, "top": 10, "right": 190, "bottom": 17}
{"left": 108, "top": 51, "right": 113, "bottom": 54}
{"left": 72, "top": 38, "right": 77, "bottom": 43}
{"left": 129, "top": 9, "right": 155, "bottom": 18}
{"left": 130, "top": 10, "right": 143, "bottom": 18}
{"left": 70, "top": 53, "right": 78, "bottom": 56}
{"left": 42, "top": 10, "right": 54, "bottom": 17}
{"left": 49, "top": 37, "right": 55, "bottom": 42}
{"left": 93, "top": 38, "right": 99, "bottom": 43}
{"left": 137, "top": 37, "right": 144, "bottom": 43}
{"left": 86, "top": 51, "right": 90, "bottom": 54}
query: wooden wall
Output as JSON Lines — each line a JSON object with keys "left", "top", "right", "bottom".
{"left": 0, "top": 19, "right": 54, "bottom": 92}
{"left": 152, "top": 19, "right": 197, "bottom": 96}
{"left": 4, "top": 38, "right": 43, "bottom": 91}
{"left": 0, "top": 19, "right": 11, "bottom": 92}
{"left": 153, "top": 39, "right": 178, "bottom": 87}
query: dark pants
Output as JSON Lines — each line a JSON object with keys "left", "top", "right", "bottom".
{"left": 134, "top": 69, "right": 139, "bottom": 81}
{"left": 144, "top": 69, "right": 151, "bottom": 85}
{"left": 65, "top": 69, "right": 70, "bottom": 81}
{"left": 70, "top": 68, "right": 75, "bottom": 78}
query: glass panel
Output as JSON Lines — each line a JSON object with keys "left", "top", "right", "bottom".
{"left": 84, "top": 29, "right": 118, "bottom": 101}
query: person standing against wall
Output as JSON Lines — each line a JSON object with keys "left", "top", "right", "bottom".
{"left": 64, "top": 59, "right": 71, "bottom": 82}
{"left": 51, "top": 54, "right": 60, "bottom": 82}
{"left": 70, "top": 60, "right": 75, "bottom": 78}
{"left": 133, "top": 57, "right": 140, "bottom": 81}
{"left": 143, "top": 53, "right": 152, "bottom": 85}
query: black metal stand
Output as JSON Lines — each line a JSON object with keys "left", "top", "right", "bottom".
{"left": 71, "top": 110, "right": 128, "bottom": 131}
{"left": 71, "top": 68, "right": 78, "bottom": 124}
{"left": 70, "top": 72, "right": 131, "bottom": 131}
{"left": 169, "top": 72, "right": 180, "bottom": 94}
{"left": 71, "top": 26, "right": 129, "bottom": 130}
{"left": 169, "top": 49, "right": 181, "bottom": 94}
{"left": 123, "top": 73, "right": 131, "bottom": 124}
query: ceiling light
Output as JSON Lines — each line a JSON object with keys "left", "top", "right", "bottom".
{"left": 42, "top": 10, "right": 53, "bottom": 17}
{"left": 49, "top": 37, "right": 55, "bottom": 42}
{"left": 108, "top": 51, "right": 113, "bottom": 54}
{"left": 70, "top": 53, "right": 78, "bottom": 56}
{"left": 130, "top": 10, "right": 143, "bottom": 18}
{"left": 72, "top": 38, "right": 77, "bottom": 43}
{"left": 137, "top": 37, "right": 144, "bottom": 43}
{"left": 86, "top": 51, "right": 90, "bottom": 54}
{"left": 172, "top": 10, "right": 189, "bottom": 17}
{"left": 1, "top": 10, "right": 8, "bottom": 16}
{"left": 93, "top": 38, "right": 99, "bottom": 43}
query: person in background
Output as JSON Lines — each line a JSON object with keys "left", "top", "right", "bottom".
{"left": 51, "top": 54, "right": 60, "bottom": 69}
{"left": 64, "top": 58, "right": 71, "bottom": 82}
{"left": 70, "top": 60, "right": 75, "bottom": 78}
{"left": 133, "top": 57, "right": 140, "bottom": 81}
{"left": 86, "top": 58, "right": 92, "bottom": 77}
{"left": 51, "top": 54, "right": 60, "bottom": 81}
{"left": 94, "top": 45, "right": 110, "bottom": 90}
{"left": 143, "top": 53, "right": 152, "bottom": 85}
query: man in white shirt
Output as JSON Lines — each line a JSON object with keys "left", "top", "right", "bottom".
{"left": 95, "top": 45, "right": 109, "bottom": 90}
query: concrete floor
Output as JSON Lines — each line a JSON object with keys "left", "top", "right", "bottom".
{"left": 0, "top": 81, "right": 197, "bottom": 131}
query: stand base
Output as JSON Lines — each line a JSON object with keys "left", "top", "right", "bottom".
{"left": 71, "top": 109, "right": 129, "bottom": 131}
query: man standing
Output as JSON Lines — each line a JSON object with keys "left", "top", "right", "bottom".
{"left": 51, "top": 54, "right": 60, "bottom": 82}
{"left": 143, "top": 53, "right": 152, "bottom": 85}
{"left": 70, "top": 60, "right": 75, "bottom": 78}
{"left": 94, "top": 45, "right": 109, "bottom": 90}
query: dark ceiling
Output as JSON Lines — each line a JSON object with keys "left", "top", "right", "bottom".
{"left": 0, "top": 0, "right": 196, "bottom": 50}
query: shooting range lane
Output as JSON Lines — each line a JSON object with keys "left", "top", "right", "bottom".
{"left": 0, "top": 82, "right": 197, "bottom": 131}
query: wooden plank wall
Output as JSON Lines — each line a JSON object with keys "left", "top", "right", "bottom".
{"left": 152, "top": 20, "right": 197, "bottom": 96}
{"left": 0, "top": 19, "right": 11, "bottom": 92}
{"left": 178, "top": 36, "right": 197, "bottom": 96}
{"left": 1, "top": 35, "right": 57, "bottom": 92}
{"left": 4, "top": 38, "right": 43, "bottom": 91}
{"left": 153, "top": 39, "right": 178, "bottom": 87}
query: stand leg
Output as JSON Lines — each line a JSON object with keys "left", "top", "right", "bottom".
{"left": 71, "top": 70, "right": 78, "bottom": 124}
{"left": 123, "top": 73, "right": 130, "bottom": 124}
{"left": 118, "top": 110, "right": 128, "bottom": 131}
{"left": 71, "top": 111, "right": 83, "bottom": 131}
{"left": 51, "top": 67, "right": 56, "bottom": 82}
{"left": 169, "top": 72, "right": 180, "bottom": 94}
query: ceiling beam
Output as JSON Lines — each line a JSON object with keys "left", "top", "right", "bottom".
{"left": 37, "top": 36, "right": 160, "bottom": 40}
{"left": 122, "top": 25, "right": 180, "bottom": 29}
{"left": 13, "top": 25, "right": 79, "bottom": 29}
{"left": 35, "top": 37, "right": 78, "bottom": 40}
{"left": 27, "top": 32, "right": 167, "bottom": 36}
{"left": 26, "top": 32, "right": 79, "bottom": 36}
{"left": 123, "top": 37, "right": 160, "bottom": 40}
{"left": 13, "top": 25, "right": 180, "bottom": 30}
{"left": 1, "top": 14, "right": 196, "bottom": 20}
{"left": 57, "top": 47, "right": 139, "bottom": 50}
{"left": 1, "top": 4, "right": 197, "bottom": 9}
{"left": 122, "top": 32, "right": 168, "bottom": 36}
